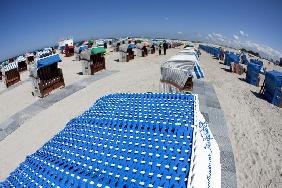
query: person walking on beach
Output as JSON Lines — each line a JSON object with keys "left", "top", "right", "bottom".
{"left": 163, "top": 40, "right": 168, "bottom": 55}
{"left": 159, "top": 43, "right": 162, "bottom": 55}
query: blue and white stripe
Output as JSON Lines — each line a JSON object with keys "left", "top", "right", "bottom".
{"left": 2, "top": 62, "right": 18, "bottom": 72}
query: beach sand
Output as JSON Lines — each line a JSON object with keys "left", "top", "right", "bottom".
{"left": 0, "top": 46, "right": 281, "bottom": 187}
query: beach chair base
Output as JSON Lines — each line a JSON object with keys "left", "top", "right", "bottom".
{"left": 90, "top": 62, "right": 106, "bottom": 75}
{"left": 38, "top": 76, "right": 65, "bottom": 97}
{"left": 160, "top": 77, "right": 193, "bottom": 92}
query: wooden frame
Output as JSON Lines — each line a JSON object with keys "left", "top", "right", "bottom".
{"left": 4, "top": 69, "right": 21, "bottom": 88}
{"left": 160, "top": 77, "right": 193, "bottom": 91}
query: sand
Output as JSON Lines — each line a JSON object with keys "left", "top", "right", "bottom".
{"left": 0, "top": 46, "right": 281, "bottom": 187}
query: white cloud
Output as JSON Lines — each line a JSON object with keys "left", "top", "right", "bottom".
{"left": 213, "top": 33, "right": 223, "bottom": 38}
{"left": 202, "top": 32, "right": 282, "bottom": 61}
{"left": 239, "top": 30, "right": 248, "bottom": 37}
{"left": 233, "top": 34, "right": 239, "bottom": 40}
{"left": 177, "top": 31, "right": 183, "bottom": 34}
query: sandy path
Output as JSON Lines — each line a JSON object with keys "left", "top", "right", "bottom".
{"left": 199, "top": 50, "right": 282, "bottom": 188}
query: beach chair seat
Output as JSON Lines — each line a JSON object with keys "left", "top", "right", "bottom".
{"left": 17, "top": 61, "right": 27, "bottom": 72}
{"left": 128, "top": 50, "right": 134, "bottom": 61}
{"left": 90, "top": 55, "right": 106, "bottom": 74}
{"left": 37, "top": 68, "right": 65, "bottom": 97}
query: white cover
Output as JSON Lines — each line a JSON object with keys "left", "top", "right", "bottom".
{"left": 58, "top": 38, "right": 73, "bottom": 48}
{"left": 187, "top": 95, "right": 221, "bottom": 188}
{"left": 168, "top": 54, "right": 198, "bottom": 63}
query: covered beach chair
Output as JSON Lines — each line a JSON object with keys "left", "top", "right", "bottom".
{"left": 64, "top": 44, "right": 75, "bottom": 57}
{"left": 26, "top": 53, "right": 35, "bottom": 64}
{"left": 1, "top": 62, "right": 21, "bottom": 88}
{"left": 160, "top": 54, "right": 204, "bottom": 93}
{"left": 74, "top": 45, "right": 88, "bottom": 61}
{"left": 16, "top": 55, "right": 27, "bottom": 72}
{"left": 136, "top": 43, "right": 148, "bottom": 57}
{"left": 80, "top": 47, "right": 106, "bottom": 75}
{"left": 29, "top": 54, "right": 65, "bottom": 97}
{"left": 118, "top": 44, "right": 135, "bottom": 62}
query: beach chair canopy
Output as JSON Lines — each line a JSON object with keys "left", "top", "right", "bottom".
{"left": 136, "top": 43, "right": 144, "bottom": 49}
{"left": 80, "top": 49, "right": 91, "bottom": 61}
{"left": 119, "top": 44, "right": 135, "bottom": 52}
{"left": 79, "top": 45, "right": 88, "bottom": 53}
{"left": 128, "top": 44, "right": 136, "bottom": 49}
{"left": 91, "top": 47, "right": 106, "bottom": 55}
{"left": 36, "top": 54, "right": 61, "bottom": 69}
{"left": 2, "top": 62, "right": 18, "bottom": 72}
{"left": 15, "top": 55, "right": 26, "bottom": 63}
{"left": 178, "top": 49, "right": 197, "bottom": 55}
{"left": 88, "top": 40, "right": 94, "bottom": 45}
{"left": 166, "top": 54, "right": 204, "bottom": 79}
{"left": 168, "top": 54, "right": 199, "bottom": 62}
{"left": 184, "top": 44, "right": 194, "bottom": 48}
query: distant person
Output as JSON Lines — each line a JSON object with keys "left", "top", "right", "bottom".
{"left": 104, "top": 42, "right": 107, "bottom": 49}
{"left": 151, "top": 44, "right": 155, "bottom": 54}
{"left": 163, "top": 41, "right": 168, "bottom": 55}
{"left": 158, "top": 43, "right": 162, "bottom": 55}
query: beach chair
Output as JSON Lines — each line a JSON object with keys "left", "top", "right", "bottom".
{"left": 260, "top": 70, "right": 282, "bottom": 107}
{"left": 127, "top": 48, "right": 134, "bottom": 61}
{"left": 118, "top": 45, "right": 134, "bottom": 62}
{"left": 80, "top": 47, "right": 106, "bottom": 75}
{"left": 1, "top": 62, "right": 21, "bottom": 88}
{"left": 17, "top": 60, "right": 27, "bottom": 72}
{"left": 160, "top": 54, "right": 204, "bottom": 93}
{"left": 65, "top": 45, "right": 75, "bottom": 57}
{"left": 30, "top": 54, "right": 65, "bottom": 97}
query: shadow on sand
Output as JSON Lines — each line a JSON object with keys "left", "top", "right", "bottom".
{"left": 221, "top": 67, "right": 231, "bottom": 72}
{"left": 238, "top": 77, "right": 247, "bottom": 82}
{"left": 76, "top": 72, "right": 83, "bottom": 75}
{"left": 250, "top": 90, "right": 266, "bottom": 101}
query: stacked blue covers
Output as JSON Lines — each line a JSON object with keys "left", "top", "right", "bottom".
{"left": 246, "top": 63, "right": 262, "bottom": 86}
{"left": 1, "top": 93, "right": 194, "bottom": 188}
{"left": 199, "top": 45, "right": 220, "bottom": 59}
{"left": 264, "top": 71, "right": 282, "bottom": 106}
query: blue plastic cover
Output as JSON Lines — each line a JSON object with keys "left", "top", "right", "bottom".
{"left": 246, "top": 63, "right": 262, "bottom": 86}
{"left": 37, "top": 54, "right": 61, "bottom": 69}
{"left": 250, "top": 59, "right": 263, "bottom": 67}
{"left": 79, "top": 45, "right": 88, "bottom": 53}
{"left": 128, "top": 44, "right": 136, "bottom": 49}
{"left": 1, "top": 93, "right": 195, "bottom": 188}
{"left": 265, "top": 70, "right": 282, "bottom": 96}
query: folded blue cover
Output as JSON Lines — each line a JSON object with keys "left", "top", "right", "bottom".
{"left": 37, "top": 54, "right": 61, "bottom": 69}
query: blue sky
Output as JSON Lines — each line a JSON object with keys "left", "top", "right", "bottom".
{"left": 0, "top": 0, "right": 282, "bottom": 60}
